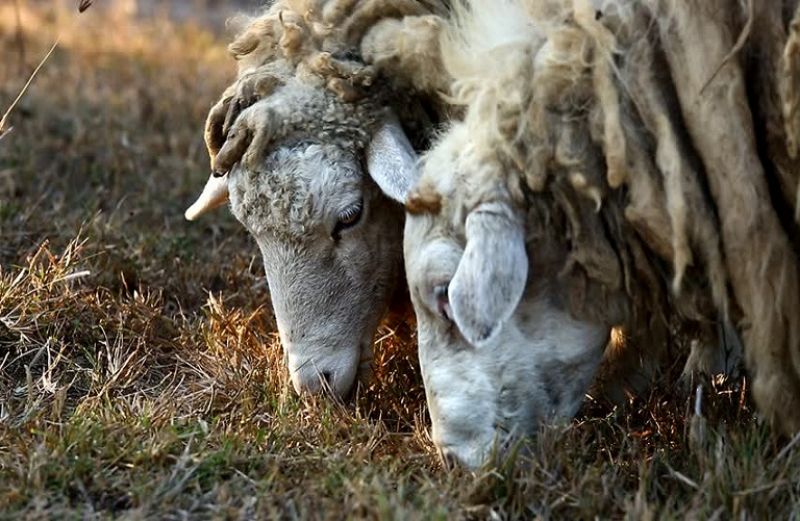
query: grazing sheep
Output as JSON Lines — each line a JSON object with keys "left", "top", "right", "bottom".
{"left": 185, "top": 0, "right": 450, "bottom": 396}
{"left": 402, "top": 123, "right": 613, "bottom": 468}
{"left": 378, "top": 0, "right": 623, "bottom": 468}
{"left": 392, "top": 0, "right": 800, "bottom": 467}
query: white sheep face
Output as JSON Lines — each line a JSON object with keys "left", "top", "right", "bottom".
{"left": 228, "top": 142, "right": 404, "bottom": 396}
{"left": 403, "top": 127, "right": 610, "bottom": 469}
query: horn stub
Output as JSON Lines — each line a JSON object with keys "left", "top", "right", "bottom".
{"left": 405, "top": 188, "right": 442, "bottom": 215}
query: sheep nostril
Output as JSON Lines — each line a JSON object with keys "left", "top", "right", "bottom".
{"left": 320, "top": 371, "right": 333, "bottom": 388}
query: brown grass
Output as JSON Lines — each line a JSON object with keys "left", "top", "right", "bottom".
{"left": 0, "top": 3, "right": 799, "bottom": 519}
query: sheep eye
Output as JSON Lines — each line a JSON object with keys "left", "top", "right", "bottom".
{"left": 332, "top": 200, "right": 363, "bottom": 239}
{"left": 434, "top": 283, "right": 453, "bottom": 322}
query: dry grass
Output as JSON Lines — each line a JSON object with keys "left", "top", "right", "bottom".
{"left": 0, "top": 3, "right": 799, "bottom": 519}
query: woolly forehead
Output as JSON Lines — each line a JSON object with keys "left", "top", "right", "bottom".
{"left": 412, "top": 122, "right": 519, "bottom": 230}
{"left": 229, "top": 143, "right": 364, "bottom": 241}
{"left": 411, "top": 124, "right": 472, "bottom": 231}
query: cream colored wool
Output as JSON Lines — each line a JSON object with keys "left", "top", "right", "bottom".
{"left": 649, "top": 0, "right": 800, "bottom": 434}
{"left": 203, "top": 0, "right": 452, "bottom": 173}
{"left": 783, "top": 3, "right": 800, "bottom": 161}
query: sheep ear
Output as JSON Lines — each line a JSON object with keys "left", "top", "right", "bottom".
{"left": 366, "top": 117, "right": 419, "bottom": 203}
{"left": 185, "top": 173, "right": 229, "bottom": 221}
{"left": 449, "top": 203, "right": 528, "bottom": 347}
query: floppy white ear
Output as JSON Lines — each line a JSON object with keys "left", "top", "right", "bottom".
{"left": 366, "top": 116, "right": 419, "bottom": 203}
{"left": 184, "top": 173, "right": 230, "bottom": 221}
{"left": 449, "top": 202, "right": 528, "bottom": 347}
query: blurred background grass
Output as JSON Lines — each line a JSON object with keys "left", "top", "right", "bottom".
{"left": 0, "top": 2, "right": 798, "bottom": 519}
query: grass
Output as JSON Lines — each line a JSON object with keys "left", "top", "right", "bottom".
{"left": 1, "top": 2, "right": 799, "bottom": 519}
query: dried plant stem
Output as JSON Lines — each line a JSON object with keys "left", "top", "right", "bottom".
{"left": 0, "top": 40, "right": 59, "bottom": 142}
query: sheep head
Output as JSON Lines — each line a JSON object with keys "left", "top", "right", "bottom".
{"left": 184, "top": 0, "right": 448, "bottom": 398}
{"left": 186, "top": 61, "right": 423, "bottom": 396}
{"left": 402, "top": 117, "right": 608, "bottom": 470}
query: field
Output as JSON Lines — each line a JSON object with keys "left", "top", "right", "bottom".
{"left": 1, "top": 2, "right": 799, "bottom": 519}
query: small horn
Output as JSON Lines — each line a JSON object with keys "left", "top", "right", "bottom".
{"left": 405, "top": 187, "right": 442, "bottom": 215}
{"left": 185, "top": 173, "right": 230, "bottom": 221}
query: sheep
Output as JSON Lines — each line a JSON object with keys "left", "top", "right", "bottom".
{"left": 371, "top": 0, "right": 630, "bottom": 468}
{"left": 392, "top": 0, "right": 800, "bottom": 467}
{"left": 185, "top": 0, "right": 451, "bottom": 396}
{"left": 402, "top": 120, "right": 615, "bottom": 469}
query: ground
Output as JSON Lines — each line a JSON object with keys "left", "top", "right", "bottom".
{"left": 0, "top": 2, "right": 798, "bottom": 519}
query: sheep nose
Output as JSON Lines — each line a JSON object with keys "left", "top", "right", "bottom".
{"left": 290, "top": 369, "right": 332, "bottom": 395}
{"left": 289, "top": 363, "right": 354, "bottom": 397}
{"left": 286, "top": 349, "right": 360, "bottom": 398}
